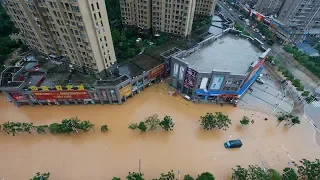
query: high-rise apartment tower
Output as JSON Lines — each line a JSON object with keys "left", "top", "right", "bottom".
{"left": 120, "top": 0, "right": 216, "bottom": 36}
{"left": 3, "top": 0, "right": 117, "bottom": 76}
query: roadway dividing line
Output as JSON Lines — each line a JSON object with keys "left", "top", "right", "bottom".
{"left": 303, "top": 114, "right": 320, "bottom": 133}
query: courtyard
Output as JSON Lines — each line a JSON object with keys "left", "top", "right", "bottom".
{"left": 0, "top": 82, "right": 319, "bottom": 179}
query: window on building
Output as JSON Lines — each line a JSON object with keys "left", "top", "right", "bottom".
{"left": 96, "top": 2, "right": 100, "bottom": 9}
{"left": 91, "top": 4, "right": 94, "bottom": 11}
{"left": 94, "top": 13, "right": 97, "bottom": 20}
{"left": 98, "top": 12, "right": 101, "bottom": 18}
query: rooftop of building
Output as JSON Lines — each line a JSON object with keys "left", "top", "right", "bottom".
{"left": 296, "top": 43, "right": 319, "bottom": 56}
{"left": 130, "top": 54, "right": 163, "bottom": 71}
{"left": 181, "top": 34, "right": 262, "bottom": 74}
{"left": 118, "top": 62, "right": 145, "bottom": 78}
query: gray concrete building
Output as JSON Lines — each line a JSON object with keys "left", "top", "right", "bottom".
{"left": 277, "top": 0, "right": 320, "bottom": 37}
{"left": 254, "top": 0, "right": 285, "bottom": 16}
{"left": 167, "top": 28, "right": 270, "bottom": 103}
{"left": 3, "top": 0, "right": 117, "bottom": 77}
{"left": 195, "top": 0, "right": 217, "bottom": 16}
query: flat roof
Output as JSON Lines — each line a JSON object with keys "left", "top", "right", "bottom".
{"left": 131, "top": 54, "right": 162, "bottom": 71}
{"left": 118, "top": 62, "right": 144, "bottom": 78}
{"left": 182, "top": 35, "right": 262, "bottom": 74}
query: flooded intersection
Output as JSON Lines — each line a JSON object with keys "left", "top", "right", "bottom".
{"left": 0, "top": 83, "right": 319, "bottom": 179}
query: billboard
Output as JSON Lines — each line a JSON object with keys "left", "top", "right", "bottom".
{"left": 184, "top": 67, "right": 197, "bottom": 88}
{"left": 100, "top": 89, "right": 108, "bottom": 101}
{"left": 178, "top": 66, "right": 185, "bottom": 80}
{"left": 245, "top": 56, "right": 266, "bottom": 84}
{"left": 150, "top": 64, "right": 165, "bottom": 79}
{"left": 9, "top": 92, "right": 26, "bottom": 102}
{"left": 210, "top": 76, "right": 225, "bottom": 90}
{"left": 120, "top": 84, "right": 132, "bottom": 97}
{"left": 33, "top": 90, "right": 90, "bottom": 100}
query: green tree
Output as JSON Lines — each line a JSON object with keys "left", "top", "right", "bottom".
{"left": 111, "top": 29, "right": 121, "bottom": 45}
{"left": 196, "top": 172, "right": 215, "bottom": 180}
{"left": 126, "top": 172, "right": 144, "bottom": 180}
{"left": 78, "top": 120, "right": 94, "bottom": 132}
{"left": 159, "top": 115, "right": 175, "bottom": 131}
{"left": 36, "top": 125, "right": 49, "bottom": 134}
{"left": 49, "top": 123, "right": 63, "bottom": 134}
{"left": 268, "top": 169, "right": 282, "bottom": 180}
{"left": 301, "top": 91, "right": 310, "bottom": 97}
{"left": 200, "top": 112, "right": 232, "bottom": 130}
{"left": 293, "top": 159, "right": 320, "bottom": 180}
{"left": 128, "top": 123, "right": 138, "bottom": 130}
{"left": 154, "top": 170, "right": 175, "bottom": 180}
{"left": 240, "top": 116, "right": 250, "bottom": 126}
{"left": 144, "top": 114, "right": 160, "bottom": 131}
{"left": 247, "top": 165, "right": 268, "bottom": 180}
{"left": 112, "top": 177, "right": 121, "bottom": 180}
{"left": 120, "top": 29, "right": 127, "bottom": 41}
{"left": 282, "top": 167, "right": 298, "bottom": 180}
{"left": 138, "top": 122, "right": 147, "bottom": 132}
{"left": 30, "top": 172, "right": 50, "bottom": 180}
{"left": 101, "top": 125, "right": 108, "bottom": 132}
{"left": 292, "top": 79, "right": 301, "bottom": 87}
{"left": 289, "top": 116, "right": 300, "bottom": 126}
{"left": 183, "top": 174, "right": 194, "bottom": 180}
{"left": 215, "top": 4, "right": 221, "bottom": 12}
{"left": 231, "top": 165, "right": 249, "bottom": 180}
{"left": 297, "top": 85, "right": 304, "bottom": 91}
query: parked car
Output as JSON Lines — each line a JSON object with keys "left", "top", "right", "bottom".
{"left": 224, "top": 139, "right": 243, "bottom": 148}
{"left": 256, "top": 78, "right": 264, "bottom": 84}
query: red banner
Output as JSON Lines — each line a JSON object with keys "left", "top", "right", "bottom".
{"left": 149, "top": 64, "right": 165, "bottom": 79}
{"left": 9, "top": 92, "right": 25, "bottom": 102}
{"left": 33, "top": 90, "right": 90, "bottom": 100}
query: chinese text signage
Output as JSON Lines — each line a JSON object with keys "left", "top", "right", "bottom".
{"left": 184, "top": 67, "right": 197, "bottom": 88}
{"left": 149, "top": 64, "right": 165, "bottom": 79}
{"left": 33, "top": 90, "right": 90, "bottom": 100}
{"left": 119, "top": 85, "right": 132, "bottom": 97}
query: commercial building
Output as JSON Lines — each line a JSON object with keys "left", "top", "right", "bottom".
{"left": 168, "top": 28, "right": 270, "bottom": 103}
{"left": 0, "top": 47, "right": 177, "bottom": 107}
{"left": 2, "top": 0, "right": 117, "bottom": 77}
{"left": 254, "top": 0, "right": 285, "bottom": 16}
{"left": 120, "top": 0, "right": 218, "bottom": 36}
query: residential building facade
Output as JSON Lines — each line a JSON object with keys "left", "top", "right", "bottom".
{"left": 120, "top": 0, "right": 202, "bottom": 36}
{"left": 3, "top": 0, "right": 117, "bottom": 76}
{"left": 195, "top": 0, "right": 216, "bottom": 16}
{"left": 254, "top": 0, "right": 285, "bottom": 16}
{"left": 277, "top": 0, "right": 320, "bottom": 33}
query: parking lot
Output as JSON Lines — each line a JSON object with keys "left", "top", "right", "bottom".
{"left": 239, "top": 69, "right": 294, "bottom": 115}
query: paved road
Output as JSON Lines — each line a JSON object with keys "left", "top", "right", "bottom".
{"left": 239, "top": 70, "right": 294, "bottom": 115}
{"left": 218, "top": 1, "right": 269, "bottom": 47}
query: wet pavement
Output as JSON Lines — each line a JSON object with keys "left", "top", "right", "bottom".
{"left": 239, "top": 70, "right": 294, "bottom": 115}
{"left": 0, "top": 83, "right": 318, "bottom": 179}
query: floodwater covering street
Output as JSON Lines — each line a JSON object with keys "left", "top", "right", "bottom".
{"left": 0, "top": 83, "right": 319, "bottom": 179}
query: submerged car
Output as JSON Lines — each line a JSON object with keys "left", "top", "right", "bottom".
{"left": 224, "top": 139, "right": 243, "bottom": 148}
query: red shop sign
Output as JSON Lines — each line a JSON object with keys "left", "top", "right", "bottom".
{"left": 33, "top": 90, "right": 90, "bottom": 100}
{"left": 149, "top": 64, "right": 165, "bottom": 79}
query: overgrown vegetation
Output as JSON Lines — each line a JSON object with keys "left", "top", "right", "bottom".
{"left": 284, "top": 44, "right": 320, "bottom": 79}
{"left": 128, "top": 114, "right": 175, "bottom": 132}
{"left": 276, "top": 113, "right": 300, "bottom": 127}
{"left": 192, "top": 15, "right": 212, "bottom": 30}
{"left": 234, "top": 23, "right": 251, "bottom": 37}
{"left": 126, "top": 172, "right": 144, "bottom": 180}
{"left": 240, "top": 116, "right": 250, "bottom": 126}
{"left": 101, "top": 125, "right": 109, "bottom": 132}
{"left": 30, "top": 172, "right": 50, "bottom": 180}
{"left": 0, "top": 118, "right": 95, "bottom": 136}
{"left": 199, "top": 112, "right": 232, "bottom": 130}
{"left": 0, "top": 4, "right": 21, "bottom": 71}
{"left": 105, "top": 0, "right": 168, "bottom": 63}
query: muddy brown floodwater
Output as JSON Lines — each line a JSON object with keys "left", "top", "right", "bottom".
{"left": 0, "top": 83, "right": 319, "bottom": 180}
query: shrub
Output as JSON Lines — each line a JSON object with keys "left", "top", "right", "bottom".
{"left": 282, "top": 167, "right": 298, "bottom": 180}
{"left": 126, "top": 172, "right": 144, "bottom": 180}
{"left": 240, "top": 116, "right": 250, "bottom": 126}
{"left": 269, "top": 169, "right": 282, "bottom": 180}
{"left": 101, "top": 125, "right": 108, "bottom": 132}
{"left": 138, "top": 122, "right": 147, "bottom": 132}
{"left": 128, "top": 123, "right": 138, "bottom": 130}
{"left": 112, "top": 177, "right": 121, "bottom": 180}
{"left": 301, "top": 91, "right": 310, "bottom": 97}
{"left": 30, "top": 172, "right": 50, "bottom": 180}
{"left": 183, "top": 174, "right": 194, "bottom": 180}
{"left": 196, "top": 172, "right": 215, "bottom": 180}
{"left": 297, "top": 85, "right": 304, "bottom": 91}
{"left": 292, "top": 79, "right": 301, "bottom": 87}
{"left": 159, "top": 116, "right": 175, "bottom": 131}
